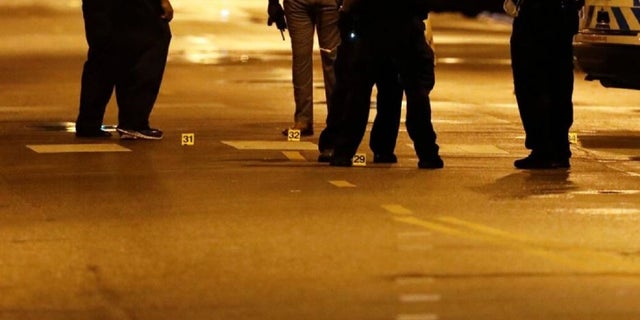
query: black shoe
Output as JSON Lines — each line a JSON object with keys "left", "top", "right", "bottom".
{"left": 514, "top": 154, "right": 570, "bottom": 169}
{"left": 373, "top": 153, "right": 397, "bottom": 164}
{"left": 330, "top": 156, "right": 353, "bottom": 167}
{"left": 418, "top": 156, "right": 444, "bottom": 169}
{"left": 75, "top": 129, "right": 112, "bottom": 138}
{"left": 318, "top": 149, "right": 333, "bottom": 163}
{"left": 117, "top": 127, "right": 163, "bottom": 140}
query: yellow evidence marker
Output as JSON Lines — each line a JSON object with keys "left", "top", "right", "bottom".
{"left": 182, "top": 133, "right": 195, "bottom": 146}
{"left": 287, "top": 129, "right": 301, "bottom": 142}
{"left": 568, "top": 132, "right": 578, "bottom": 145}
{"left": 352, "top": 153, "right": 367, "bottom": 167}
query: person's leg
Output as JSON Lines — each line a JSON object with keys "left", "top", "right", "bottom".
{"left": 330, "top": 40, "right": 376, "bottom": 165}
{"left": 115, "top": 23, "right": 171, "bottom": 132}
{"left": 318, "top": 29, "right": 353, "bottom": 160}
{"left": 76, "top": 0, "right": 119, "bottom": 136}
{"left": 511, "top": 17, "right": 547, "bottom": 156}
{"left": 370, "top": 58, "right": 403, "bottom": 163}
{"left": 393, "top": 25, "right": 440, "bottom": 167}
{"left": 111, "top": 0, "right": 171, "bottom": 139}
{"left": 315, "top": 0, "right": 340, "bottom": 120}
{"left": 329, "top": 80, "right": 374, "bottom": 165}
{"left": 548, "top": 35, "right": 574, "bottom": 161}
{"left": 512, "top": 6, "right": 573, "bottom": 168}
{"left": 283, "top": 0, "right": 315, "bottom": 131}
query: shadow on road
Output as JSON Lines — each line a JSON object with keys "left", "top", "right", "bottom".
{"left": 478, "top": 170, "right": 578, "bottom": 200}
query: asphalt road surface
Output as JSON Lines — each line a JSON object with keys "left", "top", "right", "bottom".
{"left": 1, "top": 3, "right": 640, "bottom": 320}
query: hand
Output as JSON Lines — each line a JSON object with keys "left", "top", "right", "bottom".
{"left": 160, "top": 0, "right": 174, "bottom": 22}
{"left": 267, "top": 2, "right": 287, "bottom": 30}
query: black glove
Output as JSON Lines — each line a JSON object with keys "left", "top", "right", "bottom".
{"left": 267, "top": 2, "right": 287, "bottom": 30}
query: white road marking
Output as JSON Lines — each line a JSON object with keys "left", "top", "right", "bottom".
{"left": 397, "top": 245, "right": 434, "bottom": 252}
{"left": 282, "top": 151, "right": 306, "bottom": 161}
{"left": 436, "top": 57, "right": 512, "bottom": 66}
{"left": 397, "top": 232, "right": 432, "bottom": 238}
{"left": 329, "top": 180, "right": 356, "bottom": 188}
{"left": 27, "top": 144, "right": 131, "bottom": 153}
{"left": 554, "top": 208, "right": 640, "bottom": 215}
{"left": 221, "top": 140, "right": 317, "bottom": 150}
{"left": 382, "top": 204, "right": 413, "bottom": 215}
{"left": 397, "top": 314, "right": 439, "bottom": 320}
{"left": 394, "top": 277, "right": 435, "bottom": 286}
{"left": 570, "top": 190, "right": 640, "bottom": 195}
{"left": 399, "top": 294, "right": 442, "bottom": 303}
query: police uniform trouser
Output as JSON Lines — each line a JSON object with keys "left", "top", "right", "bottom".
{"left": 332, "top": 18, "right": 438, "bottom": 160}
{"left": 319, "top": 24, "right": 403, "bottom": 155}
{"left": 369, "top": 62, "right": 403, "bottom": 156}
{"left": 77, "top": 0, "right": 171, "bottom": 132}
{"left": 511, "top": 2, "right": 578, "bottom": 159}
{"left": 283, "top": 0, "right": 340, "bottom": 128}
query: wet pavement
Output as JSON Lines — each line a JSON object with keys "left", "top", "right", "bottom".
{"left": 1, "top": 3, "right": 640, "bottom": 320}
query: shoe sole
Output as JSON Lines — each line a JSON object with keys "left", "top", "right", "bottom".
{"left": 117, "top": 128, "right": 163, "bottom": 140}
{"left": 318, "top": 156, "right": 331, "bottom": 163}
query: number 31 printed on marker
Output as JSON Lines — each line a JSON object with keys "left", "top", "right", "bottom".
{"left": 182, "top": 133, "right": 195, "bottom": 146}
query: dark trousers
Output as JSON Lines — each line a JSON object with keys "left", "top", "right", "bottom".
{"left": 511, "top": 3, "right": 578, "bottom": 159}
{"left": 332, "top": 19, "right": 438, "bottom": 160}
{"left": 319, "top": 27, "right": 403, "bottom": 155}
{"left": 369, "top": 65, "right": 403, "bottom": 155}
{"left": 76, "top": 0, "right": 171, "bottom": 132}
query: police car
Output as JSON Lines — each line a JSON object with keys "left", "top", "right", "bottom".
{"left": 573, "top": 0, "right": 640, "bottom": 89}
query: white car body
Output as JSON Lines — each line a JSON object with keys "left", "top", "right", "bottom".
{"left": 573, "top": 0, "right": 640, "bottom": 89}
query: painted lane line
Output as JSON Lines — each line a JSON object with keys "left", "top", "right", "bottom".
{"left": 397, "top": 313, "right": 439, "bottom": 320}
{"left": 397, "top": 244, "right": 434, "bottom": 252}
{"left": 554, "top": 208, "right": 640, "bottom": 215}
{"left": 394, "top": 277, "right": 435, "bottom": 286}
{"left": 397, "top": 232, "right": 432, "bottom": 238}
{"left": 395, "top": 216, "right": 476, "bottom": 240}
{"left": 329, "top": 180, "right": 356, "bottom": 188}
{"left": 436, "top": 216, "right": 537, "bottom": 244}
{"left": 395, "top": 216, "right": 640, "bottom": 273}
{"left": 570, "top": 189, "right": 640, "bottom": 195}
{"left": 399, "top": 294, "right": 442, "bottom": 303}
{"left": 393, "top": 216, "right": 589, "bottom": 271}
{"left": 27, "top": 144, "right": 131, "bottom": 153}
{"left": 221, "top": 140, "right": 317, "bottom": 150}
{"left": 282, "top": 151, "right": 306, "bottom": 161}
{"left": 382, "top": 204, "right": 413, "bottom": 215}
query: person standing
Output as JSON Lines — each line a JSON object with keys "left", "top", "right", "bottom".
{"left": 329, "top": 0, "right": 443, "bottom": 169}
{"left": 75, "top": 0, "right": 173, "bottom": 139}
{"left": 317, "top": 9, "right": 404, "bottom": 163}
{"left": 510, "top": 0, "right": 582, "bottom": 168}
{"left": 267, "top": 0, "right": 341, "bottom": 137}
